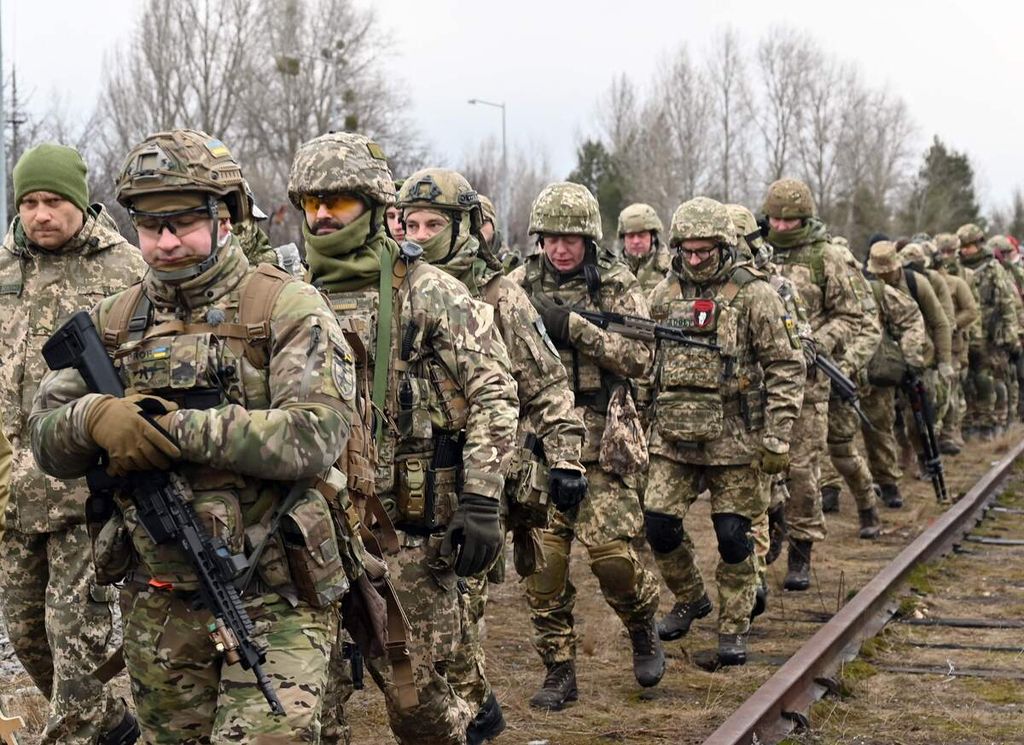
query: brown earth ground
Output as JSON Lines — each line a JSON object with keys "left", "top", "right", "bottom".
{"left": 2, "top": 427, "right": 1021, "bottom": 745}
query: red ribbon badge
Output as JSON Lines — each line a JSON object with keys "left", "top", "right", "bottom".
{"left": 693, "top": 299, "right": 715, "bottom": 328}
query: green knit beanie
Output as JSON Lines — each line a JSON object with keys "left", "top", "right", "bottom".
{"left": 13, "top": 143, "right": 90, "bottom": 214}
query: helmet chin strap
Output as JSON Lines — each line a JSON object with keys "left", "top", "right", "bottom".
{"left": 151, "top": 195, "right": 223, "bottom": 283}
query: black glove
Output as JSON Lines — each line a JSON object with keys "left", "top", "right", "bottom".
{"left": 549, "top": 468, "right": 588, "bottom": 512}
{"left": 531, "top": 295, "right": 571, "bottom": 345}
{"left": 441, "top": 494, "right": 502, "bottom": 577}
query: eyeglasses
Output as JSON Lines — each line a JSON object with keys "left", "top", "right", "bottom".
{"left": 678, "top": 246, "right": 717, "bottom": 261}
{"left": 300, "top": 193, "right": 364, "bottom": 217}
{"left": 132, "top": 209, "right": 212, "bottom": 239}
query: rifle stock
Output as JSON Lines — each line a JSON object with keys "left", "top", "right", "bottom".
{"left": 900, "top": 371, "right": 948, "bottom": 502}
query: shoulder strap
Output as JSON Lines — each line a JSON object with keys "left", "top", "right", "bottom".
{"left": 101, "top": 283, "right": 147, "bottom": 350}
{"left": 238, "top": 264, "right": 294, "bottom": 368}
{"left": 903, "top": 267, "right": 920, "bottom": 305}
{"left": 810, "top": 243, "right": 827, "bottom": 288}
{"left": 721, "top": 265, "right": 760, "bottom": 305}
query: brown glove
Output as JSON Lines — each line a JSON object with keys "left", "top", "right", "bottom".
{"left": 84, "top": 394, "right": 181, "bottom": 476}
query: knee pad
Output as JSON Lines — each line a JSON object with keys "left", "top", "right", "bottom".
{"left": 644, "top": 510, "right": 684, "bottom": 554}
{"left": 524, "top": 533, "right": 569, "bottom": 601}
{"left": 588, "top": 540, "right": 639, "bottom": 597}
{"left": 712, "top": 513, "right": 753, "bottom": 565}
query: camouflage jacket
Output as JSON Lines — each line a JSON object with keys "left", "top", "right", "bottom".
{"left": 828, "top": 244, "right": 882, "bottom": 375}
{"left": 316, "top": 239, "right": 518, "bottom": 521}
{"left": 647, "top": 260, "right": 805, "bottom": 466}
{"left": 510, "top": 252, "right": 653, "bottom": 464}
{"left": 892, "top": 268, "right": 952, "bottom": 367}
{"left": 29, "top": 238, "right": 355, "bottom": 589}
{"left": 769, "top": 219, "right": 876, "bottom": 402}
{"left": 0, "top": 206, "right": 146, "bottom": 533}
{"left": 0, "top": 416, "right": 10, "bottom": 538}
{"left": 936, "top": 269, "right": 980, "bottom": 358}
{"left": 436, "top": 238, "right": 584, "bottom": 472}
{"left": 965, "top": 257, "right": 1021, "bottom": 350}
{"left": 870, "top": 279, "right": 929, "bottom": 373}
{"left": 623, "top": 244, "right": 672, "bottom": 296}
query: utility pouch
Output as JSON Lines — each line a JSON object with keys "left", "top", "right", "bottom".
{"left": 599, "top": 385, "right": 648, "bottom": 475}
{"left": 87, "top": 492, "right": 132, "bottom": 586}
{"left": 397, "top": 377, "right": 433, "bottom": 440}
{"left": 395, "top": 454, "right": 430, "bottom": 527}
{"left": 867, "top": 334, "right": 907, "bottom": 387}
{"left": 738, "top": 388, "right": 766, "bottom": 431}
{"left": 505, "top": 433, "right": 551, "bottom": 531}
{"left": 280, "top": 485, "right": 349, "bottom": 608}
{"left": 654, "top": 388, "right": 724, "bottom": 444}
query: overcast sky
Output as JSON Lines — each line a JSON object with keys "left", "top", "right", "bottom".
{"left": 6, "top": 0, "right": 1023, "bottom": 211}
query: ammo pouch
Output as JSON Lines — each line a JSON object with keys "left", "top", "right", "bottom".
{"left": 505, "top": 433, "right": 551, "bottom": 531}
{"left": 655, "top": 388, "right": 724, "bottom": 444}
{"left": 394, "top": 437, "right": 463, "bottom": 535}
{"left": 867, "top": 334, "right": 907, "bottom": 387}
{"left": 86, "top": 489, "right": 132, "bottom": 586}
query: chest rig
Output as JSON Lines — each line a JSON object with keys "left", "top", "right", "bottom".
{"left": 650, "top": 266, "right": 764, "bottom": 445}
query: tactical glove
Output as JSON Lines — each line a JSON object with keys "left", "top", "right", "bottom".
{"left": 84, "top": 394, "right": 181, "bottom": 477}
{"left": 757, "top": 448, "right": 790, "bottom": 475}
{"left": 549, "top": 468, "right": 588, "bottom": 512}
{"left": 441, "top": 493, "right": 502, "bottom": 577}
{"left": 530, "top": 295, "right": 571, "bottom": 345}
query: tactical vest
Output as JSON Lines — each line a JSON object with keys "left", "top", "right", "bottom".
{"left": 650, "top": 266, "right": 765, "bottom": 445}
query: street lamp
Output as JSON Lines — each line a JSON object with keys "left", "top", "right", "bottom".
{"left": 467, "top": 98, "right": 508, "bottom": 243}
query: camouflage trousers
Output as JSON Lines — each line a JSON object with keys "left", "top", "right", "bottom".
{"left": 939, "top": 362, "right": 967, "bottom": 449}
{"left": 645, "top": 456, "right": 766, "bottom": 634}
{"left": 524, "top": 468, "right": 659, "bottom": 665}
{"left": 822, "top": 397, "right": 878, "bottom": 512}
{"left": 122, "top": 587, "right": 333, "bottom": 744}
{"left": 323, "top": 537, "right": 473, "bottom": 745}
{"left": 448, "top": 572, "right": 490, "bottom": 713}
{"left": 968, "top": 347, "right": 1007, "bottom": 430}
{"left": 785, "top": 400, "right": 828, "bottom": 543}
{"left": 0, "top": 524, "right": 124, "bottom": 744}
{"left": 1004, "top": 353, "right": 1019, "bottom": 427}
{"left": 861, "top": 385, "right": 900, "bottom": 487}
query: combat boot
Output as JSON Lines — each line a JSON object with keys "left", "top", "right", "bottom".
{"left": 657, "top": 593, "right": 713, "bottom": 640}
{"left": 858, "top": 507, "right": 881, "bottom": 539}
{"left": 529, "top": 660, "right": 577, "bottom": 711}
{"left": 99, "top": 710, "right": 140, "bottom": 745}
{"left": 820, "top": 485, "right": 840, "bottom": 513}
{"left": 783, "top": 539, "right": 812, "bottom": 591}
{"left": 939, "top": 439, "right": 961, "bottom": 455}
{"left": 766, "top": 503, "right": 787, "bottom": 565}
{"left": 717, "top": 632, "right": 747, "bottom": 666}
{"left": 750, "top": 577, "right": 768, "bottom": 620}
{"left": 466, "top": 692, "right": 506, "bottom": 745}
{"left": 629, "top": 615, "right": 666, "bottom": 687}
{"left": 879, "top": 483, "right": 903, "bottom": 508}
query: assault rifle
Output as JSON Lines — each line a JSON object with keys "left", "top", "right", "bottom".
{"left": 813, "top": 353, "right": 873, "bottom": 430}
{"left": 900, "top": 371, "right": 948, "bottom": 502}
{"left": 42, "top": 311, "right": 285, "bottom": 716}
{"left": 574, "top": 309, "right": 721, "bottom": 351}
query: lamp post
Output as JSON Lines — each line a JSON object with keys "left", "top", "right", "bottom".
{"left": 467, "top": 98, "right": 508, "bottom": 241}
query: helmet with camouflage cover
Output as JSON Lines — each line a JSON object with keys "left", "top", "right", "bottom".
{"left": 956, "top": 222, "right": 985, "bottom": 247}
{"left": 617, "top": 203, "right": 663, "bottom": 238}
{"left": 671, "top": 197, "right": 737, "bottom": 248}
{"left": 762, "top": 178, "right": 815, "bottom": 220}
{"left": 528, "top": 182, "right": 602, "bottom": 240}
{"left": 898, "top": 242, "right": 928, "bottom": 269}
{"left": 987, "top": 234, "right": 1013, "bottom": 255}
{"left": 911, "top": 232, "right": 932, "bottom": 244}
{"left": 287, "top": 131, "right": 396, "bottom": 208}
{"left": 397, "top": 168, "right": 480, "bottom": 218}
{"left": 116, "top": 128, "right": 249, "bottom": 222}
{"left": 934, "top": 232, "right": 960, "bottom": 253}
{"left": 725, "top": 203, "right": 762, "bottom": 260}
{"left": 479, "top": 194, "right": 497, "bottom": 226}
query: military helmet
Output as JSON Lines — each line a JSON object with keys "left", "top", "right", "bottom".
{"left": 670, "top": 197, "right": 737, "bottom": 247}
{"left": 287, "top": 132, "right": 395, "bottom": 208}
{"left": 116, "top": 128, "right": 249, "bottom": 221}
{"left": 762, "top": 178, "right": 815, "bottom": 219}
{"left": 725, "top": 203, "right": 759, "bottom": 237}
{"left": 617, "top": 203, "right": 663, "bottom": 237}
{"left": 396, "top": 168, "right": 479, "bottom": 215}
{"left": 956, "top": 223, "right": 985, "bottom": 247}
{"left": 898, "top": 242, "right": 927, "bottom": 267}
{"left": 528, "top": 182, "right": 602, "bottom": 240}
{"left": 479, "top": 194, "right": 497, "bottom": 225}
{"left": 934, "top": 232, "right": 960, "bottom": 252}
{"left": 911, "top": 231, "right": 932, "bottom": 244}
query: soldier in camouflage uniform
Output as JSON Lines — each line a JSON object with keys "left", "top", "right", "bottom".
{"left": 988, "top": 234, "right": 1024, "bottom": 424}
{"left": 645, "top": 198, "right": 804, "bottom": 665}
{"left": 0, "top": 143, "right": 144, "bottom": 745}
{"left": 477, "top": 194, "right": 514, "bottom": 273}
{"left": 288, "top": 134, "right": 519, "bottom": 745}
{"left": 861, "top": 242, "right": 929, "bottom": 504}
{"left": 29, "top": 129, "right": 357, "bottom": 743}
{"left": 396, "top": 168, "right": 587, "bottom": 743}
{"left": 957, "top": 223, "right": 1021, "bottom": 438}
{"left": 617, "top": 203, "right": 671, "bottom": 294}
{"left": 509, "top": 182, "right": 663, "bottom": 709}
{"left": 761, "top": 179, "right": 875, "bottom": 591}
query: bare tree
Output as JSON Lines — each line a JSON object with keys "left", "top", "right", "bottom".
{"left": 705, "top": 27, "right": 753, "bottom": 204}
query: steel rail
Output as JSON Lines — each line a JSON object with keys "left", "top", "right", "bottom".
{"left": 705, "top": 437, "right": 1024, "bottom": 745}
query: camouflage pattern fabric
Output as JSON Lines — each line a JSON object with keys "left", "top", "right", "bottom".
{"left": 936, "top": 269, "right": 980, "bottom": 447}
{"left": 0, "top": 420, "right": 9, "bottom": 538}
{"left": 449, "top": 573, "right": 489, "bottom": 712}
{"left": 29, "top": 237, "right": 355, "bottom": 741}
{"left": 825, "top": 397, "right": 876, "bottom": 512}
{"left": 123, "top": 589, "right": 334, "bottom": 743}
{"left": 287, "top": 132, "right": 397, "bottom": 208}
{"left": 0, "top": 206, "right": 143, "bottom": 743}
{"left": 623, "top": 244, "right": 672, "bottom": 295}
{"left": 232, "top": 218, "right": 279, "bottom": 267}
{"left": 523, "top": 469, "right": 657, "bottom": 664}
{"left": 645, "top": 455, "right": 766, "bottom": 634}
{"left": 527, "top": 182, "right": 602, "bottom": 240}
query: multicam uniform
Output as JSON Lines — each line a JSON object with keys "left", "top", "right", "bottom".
{"left": 990, "top": 235, "right": 1024, "bottom": 423}
{"left": 0, "top": 198, "right": 144, "bottom": 744}
{"left": 644, "top": 198, "right": 804, "bottom": 660}
{"left": 29, "top": 129, "right": 356, "bottom": 743}
{"left": 288, "top": 135, "right": 519, "bottom": 745}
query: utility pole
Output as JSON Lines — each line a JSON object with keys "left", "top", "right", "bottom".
{"left": 467, "top": 98, "right": 508, "bottom": 239}
{"left": 0, "top": 2, "right": 7, "bottom": 232}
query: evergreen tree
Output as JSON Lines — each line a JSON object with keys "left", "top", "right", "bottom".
{"left": 568, "top": 139, "right": 627, "bottom": 245}
{"left": 899, "top": 136, "right": 982, "bottom": 234}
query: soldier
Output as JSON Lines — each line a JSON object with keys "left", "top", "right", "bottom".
{"left": 957, "top": 223, "right": 1021, "bottom": 438}
{"left": 288, "top": 134, "right": 519, "bottom": 745}
{"left": 761, "top": 178, "right": 873, "bottom": 591}
{"left": 397, "top": 168, "right": 587, "bottom": 743}
{"left": 862, "top": 242, "right": 930, "bottom": 505}
{"left": 385, "top": 192, "right": 406, "bottom": 243}
{"left": 509, "top": 182, "right": 663, "bottom": 709}
{"left": 0, "top": 143, "right": 145, "bottom": 744}
{"left": 645, "top": 198, "right": 804, "bottom": 664}
{"left": 617, "top": 203, "right": 671, "bottom": 294}
{"left": 0, "top": 421, "right": 9, "bottom": 540}
{"left": 988, "top": 234, "right": 1024, "bottom": 424}
{"left": 28, "top": 129, "right": 356, "bottom": 741}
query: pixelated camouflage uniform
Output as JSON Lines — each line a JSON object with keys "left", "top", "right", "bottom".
{"left": 644, "top": 198, "right": 805, "bottom": 635}
{"left": 509, "top": 184, "right": 660, "bottom": 667}
{"left": 29, "top": 234, "right": 356, "bottom": 743}
{"left": 617, "top": 203, "right": 671, "bottom": 295}
{"left": 0, "top": 205, "right": 143, "bottom": 744}
{"left": 992, "top": 237, "right": 1024, "bottom": 423}
{"left": 232, "top": 218, "right": 279, "bottom": 267}
{"left": 933, "top": 253, "right": 980, "bottom": 448}
{"left": 936, "top": 238, "right": 983, "bottom": 440}
{"left": 289, "top": 135, "right": 519, "bottom": 745}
